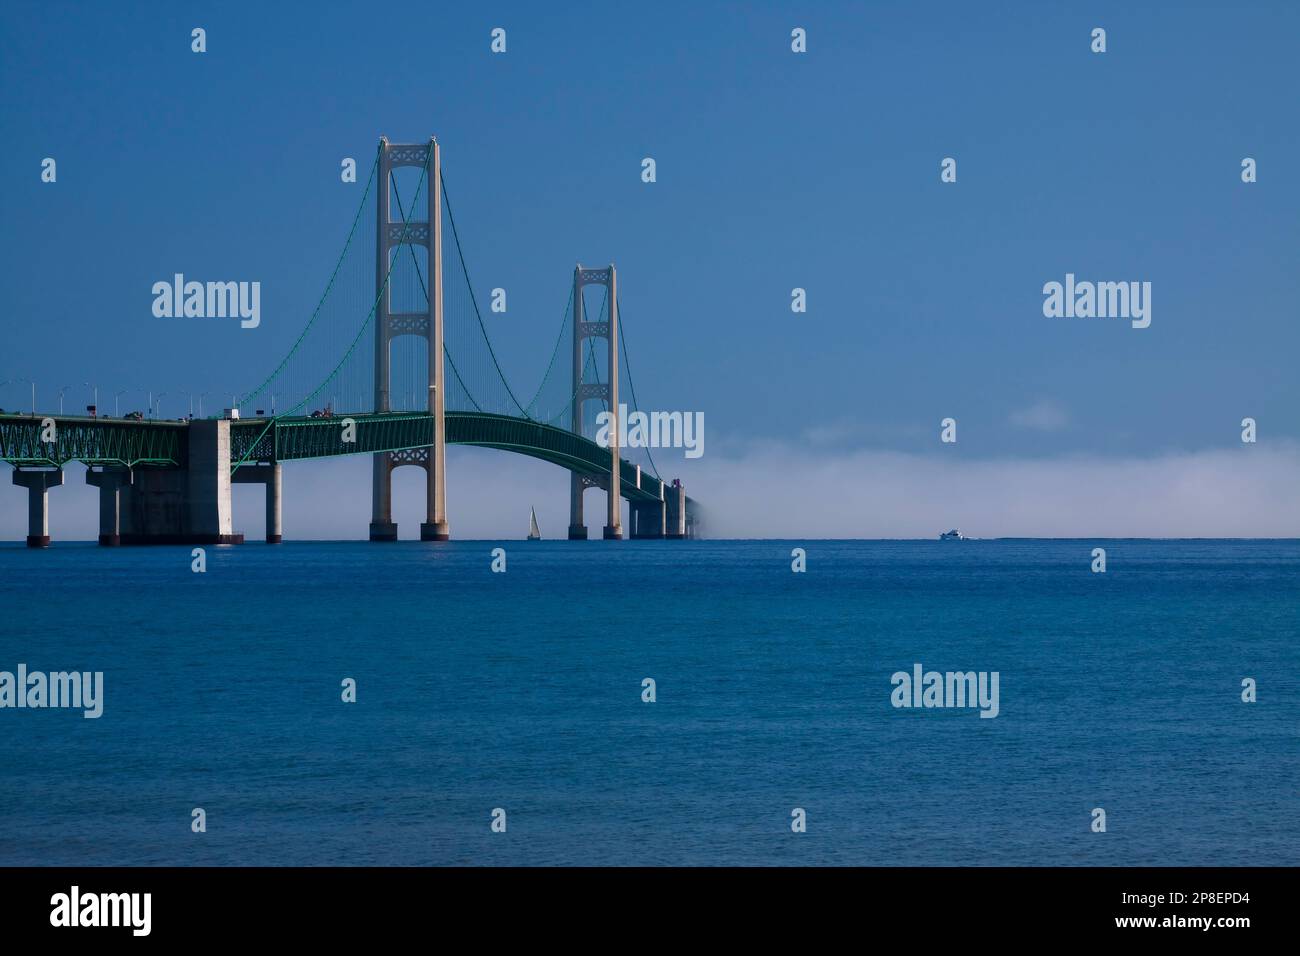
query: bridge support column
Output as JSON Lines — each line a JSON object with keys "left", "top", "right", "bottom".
{"left": 232, "top": 462, "right": 282, "bottom": 542}
{"left": 187, "top": 420, "right": 241, "bottom": 544}
{"left": 665, "top": 482, "right": 687, "bottom": 540}
{"left": 602, "top": 267, "right": 622, "bottom": 540}
{"left": 266, "top": 462, "right": 282, "bottom": 543}
{"left": 631, "top": 499, "right": 666, "bottom": 539}
{"left": 370, "top": 454, "right": 398, "bottom": 541}
{"left": 86, "top": 466, "right": 131, "bottom": 546}
{"left": 12, "top": 468, "right": 63, "bottom": 547}
{"left": 568, "top": 474, "right": 587, "bottom": 539}
{"left": 419, "top": 390, "right": 448, "bottom": 542}
{"left": 115, "top": 420, "right": 243, "bottom": 544}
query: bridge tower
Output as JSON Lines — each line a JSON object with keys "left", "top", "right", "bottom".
{"left": 568, "top": 264, "right": 621, "bottom": 540}
{"left": 369, "top": 136, "right": 449, "bottom": 541}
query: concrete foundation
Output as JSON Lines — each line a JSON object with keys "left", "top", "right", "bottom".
{"left": 12, "top": 468, "right": 63, "bottom": 547}
{"left": 86, "top": 466, "right": 130, "bottom": 545}
{"left": 630, "top": 499, "right": 666, "bottom": 539}
{"left": 420, "top": 521, "right": 450, "bottom": 541}
{"left": 85, "top": 419, "right": 244, "bottom": 545}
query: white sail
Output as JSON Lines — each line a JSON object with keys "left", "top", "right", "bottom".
{"left": 528, "top": 507, "right": 541, "bottom": 540}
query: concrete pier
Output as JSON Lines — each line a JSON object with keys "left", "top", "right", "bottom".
{"left": 86, "top": 466, "right": 130, "bottom": 545}
{"left": 267, "top": 462, "right": 282, "bottom": 543}
{"left": 12, "top": 468, "right": 63, "bottom": 547}
{"left": 232, "top": 461, "right": 282, "bottom": 543}
{"left": 665, "top": 482, "right": 687, "bottom": 540}
{"left": 177, "top": 419, "right": 241, "bottom": 544}
{"left": 568, "top": 473, "right": 588, "bottom": 539}
{"left": 630, "top": 498, "right": 666, "bottom": 539}
{"left": 369, "top": 454, "right": 399, "bottom": 541}
{"left": 419, "top": 520, "right": 450, "bottom": 541}
{"left": 85, "top": 418, "right": 244, "bottom": 545}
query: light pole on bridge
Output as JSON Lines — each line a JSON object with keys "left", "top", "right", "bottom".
{"left": 114, "top": 388, "right": 129, "bottom": 417}
{"left": 57, "top": 385, "right": 71, "bottom": 415}
{"left": 19, "top": 378, "right": 36, "bottom": 415}
{"left": 84, "top": 382, "right": 98, "bottom": 417}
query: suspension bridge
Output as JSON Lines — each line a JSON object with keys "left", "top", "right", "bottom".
{"left": 0, "top": 138, "right": 699, "bottom": 546}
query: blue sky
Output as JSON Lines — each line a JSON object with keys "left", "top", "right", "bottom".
{"left": 2, "top": 1, "right": 1297, "bottom": 537}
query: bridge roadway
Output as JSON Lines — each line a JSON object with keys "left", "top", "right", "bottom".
{"left": 0, "top": 411, "right": 697, "bottom": 544}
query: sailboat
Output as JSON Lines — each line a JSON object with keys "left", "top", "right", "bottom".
{"left": 527, "top": 507, "right": 541, "bottom": 540}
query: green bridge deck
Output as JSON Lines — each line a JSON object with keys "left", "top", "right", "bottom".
{"left": 2, "top": 411, "right": 693, "bottom": 509}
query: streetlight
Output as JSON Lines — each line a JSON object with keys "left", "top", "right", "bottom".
{"left": 156, "top": 392, "right": 168, "bottom": 419}
{"left": 84, "top": 382, "right": 98, "bottom": 417}
{"left": 114, "top": 388, "right": 129, "bottom": 417}
{"left": 179, "top": 389, "right": 194, "bottom": 419}
{"left": 198, "top": 392, "right": 208, "bottom": 418}
{"left": 19, "top": 378, "right": 35, "bottom": 414}
{"left": 57, "top": 385, "right": 71, "bottom": 415}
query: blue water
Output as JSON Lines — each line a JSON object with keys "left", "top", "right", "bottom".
{"left": 0, "top": 539, "right": 1296, "bottom": 866}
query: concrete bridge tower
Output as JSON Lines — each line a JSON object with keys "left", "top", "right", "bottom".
{"left": 369, "top": 137, "right": 449, "bottom": 541}
{"left": 568, "top": 264, "right": 621, "bottom": 540}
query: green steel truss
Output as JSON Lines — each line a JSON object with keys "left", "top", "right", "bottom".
{"left": 447, "top": 411, "right": 667, "bottom": 504}
{"left": 230, "top": 412, "right": 435, "bottom": 464}
{"left": 0, "top": 413, "right": 185, "bottom": 468}
{"left": 233, "top": 411, "right": 670, "bottom": 503}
